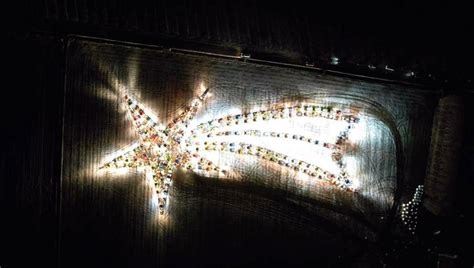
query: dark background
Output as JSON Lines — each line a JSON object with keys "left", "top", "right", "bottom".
{"left": 2, "top": 0, "right": 473, "bottom": 267}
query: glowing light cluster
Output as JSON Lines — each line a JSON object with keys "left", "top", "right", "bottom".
{"left": 401, "top": 185, "right": 424, "bottom": 234}
{"left": 100, "top": 88, "right": 219, "bottom": 214}
{"left": 99, "top": 87, "right": 361, "bottom": 215}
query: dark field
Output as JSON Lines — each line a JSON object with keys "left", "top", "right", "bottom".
{"left": 49, "top": 37, "right": 436, "bottom": 266}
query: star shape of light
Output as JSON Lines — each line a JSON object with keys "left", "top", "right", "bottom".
{"left": 99, "top": 87, "right": 360, "bottom": 215}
